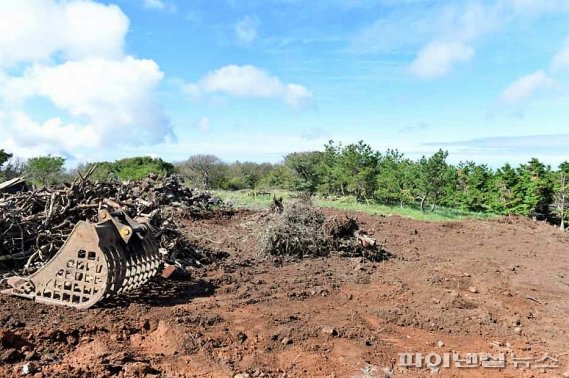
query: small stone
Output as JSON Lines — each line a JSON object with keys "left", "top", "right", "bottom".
{"left": 502, "top": 291, "right": 513, "bottom": 297}
{"left": 514, "top": 327, "right": 522, "bottom": 335}
{"left": 321, "top": 326, "right": 338, "bottom": 337}
{"left": 23, "top": 351, "right": 39, "bottom": 362}
{"left": 461, "top": 273, "right": 471, "bottom": 277}
{"left": 437, "top": 340, "right": 445, "bottom": 348}
{"left": 281, "top": 337, "right": 292, "bottom": 345}
{"left": 21, "top": 362, "right": 37, "bottom": 375}
{"left": 431, "top": 298, "right": 440, "bottom": 304}
{"left": 234, "top": 374, "right": 251, "bottom": 378}
{"left": 236, "top": 332, "right": 248, "bottom": 344}
{"left": 468, "top": 287, "right": 478, "bottom": 293}
{"left": 562, "top": 371, "right": 569, "bottom": 378}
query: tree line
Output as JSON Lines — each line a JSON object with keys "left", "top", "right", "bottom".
{"left": 1, "top": 142, "right": 568, "bottom": 229}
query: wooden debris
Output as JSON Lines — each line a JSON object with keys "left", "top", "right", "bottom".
{"left": 0, "top": 175, "right": 231, "bottom": 277}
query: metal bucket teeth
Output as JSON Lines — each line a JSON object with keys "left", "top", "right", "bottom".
{"left": 2, "top": 211, "right": 161, "bottom": 309}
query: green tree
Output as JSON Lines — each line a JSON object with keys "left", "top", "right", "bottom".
{"left": 26, "top": 155, "right": 66, "bottom": 186}
{"left": 316, "top": 141, "right": 344, "bottom": 195}
{"left": 516, "top": 158, "right": 553, "bottom": 217}
{"left": 337, "top": 141, "right": 380, "bottom": 200}
{"left": 0, "top": 149, "right": 12, "bottom": 168}
{"left": 283, "top": 151, "right": 322, "bottom": 193}
{"left": 492, "top": 163, "right": 520, "bottom": 215}
{"left": 112, "top": 156, "right": 174, "bottom": 181}
{"left": 414, "top": 150, "right": 454, "bottom": 211}
{"left": 222, "top": 161, "right": 275, "bottom": 190}
{"left": 257, "top": 164, "right": 297, "bottom": 190}
{"left": 455, "top": 161, "right": 494, "bottom": 212}
{"left": 375, "top": 149, "right": 414, "bottom": 206}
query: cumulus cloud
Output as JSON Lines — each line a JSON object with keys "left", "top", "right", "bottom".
{"left": 410, "top": 42, "right": 474, "bottom": 79}
{"left": 0, "top": 1, "right": 127, "bottom": 67}
{"left": 500, "top": 70, "right": 555, "bottom": 104}
{"left": 408, "top": 2, "right": 498, "bottom": 79}
{"left": 0, "top": 0, "right": 173, "bottom": 161}
{"left": 235, "top": 15, "right": 259, "bottom": 44}
{"left": 184, "top": 65, "right": 313, "bottom": 107}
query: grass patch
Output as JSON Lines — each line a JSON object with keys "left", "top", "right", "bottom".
{"left": 214, "top": 190, "right": 497, "bottom": 222}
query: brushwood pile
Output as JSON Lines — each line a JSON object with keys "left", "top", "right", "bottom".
{"left": 0, "top": 174, "right": 232, "bottom": 278}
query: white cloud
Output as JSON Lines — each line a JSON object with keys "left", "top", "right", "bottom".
{"left": 410, "top": 42, "right": 474, "bottom": 79}
{"left": 142, "top": 0, "right": 176, "bottom": 13}
{"left": 500, "top": 70, "right": 555, "bottom": 104}
{"left": 551, "top": 38, "right": 569, "bottom": 72}
{"left": 0, "top": 57, "right": 173, "bottom": 156}
{"left": 235, "top": 15, "right": 260, "bottom": 44}
{"left": 408, "top": 3, "right": 498, "bottom": 79}
{"left": 196, "top": 117, "right": 211, "bottom": 132}
{"left": 184, "top": 65, "right": 313, "bottom": 107}
{"left": 143, "top": 0, "right": 165, "bottom": 10}
{"left": 0, "top": 1, "right": 128, "bottom": 67}
{"left": 0, "top": 0, "right": 173, "bottom": 160}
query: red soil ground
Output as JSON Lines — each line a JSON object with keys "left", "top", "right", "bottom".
{"left": 2, "top": 209, "right": 569, "bottom": 377}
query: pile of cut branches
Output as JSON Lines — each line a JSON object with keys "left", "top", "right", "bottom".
{"left": 0, "top": 174, "right": 232, "bottom": 276}
{"left": 258, "top": 199, "right": 388, "bottom": 261}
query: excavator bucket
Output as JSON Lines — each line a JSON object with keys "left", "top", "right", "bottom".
{"left": 2, "top": 210, "right": 161, "bottom": 309}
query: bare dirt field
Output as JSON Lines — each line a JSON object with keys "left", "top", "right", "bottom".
{"left": 2, "top": 208, "right": 569, "bottom": 377}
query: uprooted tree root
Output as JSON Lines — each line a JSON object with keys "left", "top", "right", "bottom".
{"left": 258, "top": 199, "right": 389, "bottom": 261}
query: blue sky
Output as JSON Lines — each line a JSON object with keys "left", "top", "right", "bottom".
{"left": 0, "top": 0, "right": 568, "bottom": 168}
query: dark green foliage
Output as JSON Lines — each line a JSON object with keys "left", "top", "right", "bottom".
{"left": 412, "top": 150, "right": 455, "bottom": 211}
{"left": 316, "top": 141, "right": 380, "bottom": 199}
{"left": 455, "top": 161, "right": 493, "bottom": 212}
{"left": 79, "top": 157, "right": 174, "bottom": 182}
{"left": 0, "top": 149, "right": 12, "bottom": 168}
{"left": 283, "top": 151, "right": 322, "bottom": 193}
{"left": 26, "top": 155, "right": 65, "bottom": 187}
{"left": 12, "top": 142, "right": 567, "bottom": 223}
{"left": 375, "top": 149, "right": 413, "bottom": 206}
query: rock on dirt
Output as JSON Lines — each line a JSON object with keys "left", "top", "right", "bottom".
{"left": 321, "top": 326, "right": 338, "bottom": 336}
{"left": 20, "top": 362, "right": 37, "bottom": 375}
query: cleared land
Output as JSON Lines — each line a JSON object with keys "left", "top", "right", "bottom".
{"left": 1, "top": 205, "right": 569, "bottom": 377}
